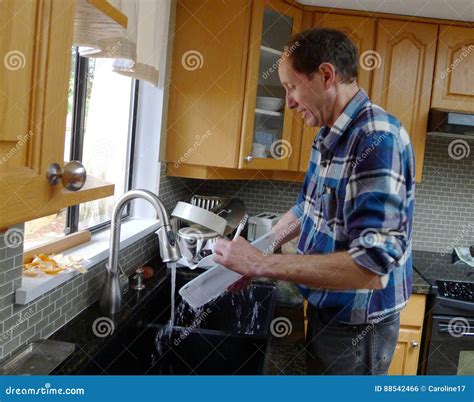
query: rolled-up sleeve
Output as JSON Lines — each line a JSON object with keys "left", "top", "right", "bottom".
{"left": 345, "top": 131, "right": 411, "bottom": 276}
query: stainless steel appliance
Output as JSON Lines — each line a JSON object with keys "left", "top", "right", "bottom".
{"left": 429, "top": 109, "right": 474, "bottom": 135}
{"left": 413, "top": 250, "right": 474, "bottom": 375}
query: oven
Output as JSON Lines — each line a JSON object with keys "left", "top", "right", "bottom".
{"left": 424, "top": 315, "right": 474, "bottom": 375}
{"left": 422, "top": 280, "right": 474, "bottom": 375}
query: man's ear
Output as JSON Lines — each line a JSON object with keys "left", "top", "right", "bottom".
{"left": 318, "top": 62, "right": 337, "bottom": 88}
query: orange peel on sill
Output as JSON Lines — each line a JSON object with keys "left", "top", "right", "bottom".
{"left": 23, "top": 254, "right": 87, "bottom": 277}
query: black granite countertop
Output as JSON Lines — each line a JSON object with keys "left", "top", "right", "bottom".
{"left": 413, "top": 249, "right": 474, "bottom": 285}
{"left": 412, "top": 270, "right": 431, "bottom": 295}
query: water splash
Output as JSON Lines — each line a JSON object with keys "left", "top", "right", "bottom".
{"left": 169, "top": 262, "right": 176, "bottom": 330}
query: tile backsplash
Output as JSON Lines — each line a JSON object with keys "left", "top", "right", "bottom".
{"left": 186, "top": 135, "right": 474, "bottom": 253}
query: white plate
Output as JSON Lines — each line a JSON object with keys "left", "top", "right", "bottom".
{"left": 179, "top": 231, "right": 276, "bottom": 308}
{"left": 256, "top": 96, "right": 284, "bottom": 111}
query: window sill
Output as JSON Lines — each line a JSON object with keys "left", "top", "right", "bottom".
{"left": 15, "top": 218, "right": 160, "bottom": 305}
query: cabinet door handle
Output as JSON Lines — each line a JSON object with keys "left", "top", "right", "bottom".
{"left": 411, "top": 340, "right": 419, "bottom": 349}
{"left": 47, "top": 161, "right": 87, "bottom": 191}
{"left": 244, "top": 155, "right": 254, "bottom": 163}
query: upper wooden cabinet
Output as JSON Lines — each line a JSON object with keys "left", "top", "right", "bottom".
{"left": 166, "top": 3, "right": 471, "bottom": 183}
{"left": 166, "top": 0, "right": 252, "bottom": 171}
{"left": 370, "top": 19, "right": 438, "bottom": 183}
{"left": 0, "top": 0, "right": 75, "bottom": 228}
{"left": 166, "top": 0, "right": 303, "bottom": 177}
{"left": 0, "top": 0, "right": 114, "bottom": 229}
{"left": 313, "top": 13, "right": 376, "bottom": 93}
{"left": 432, "top": 25, "right": 474, "bottom": 113}
{"left": 299, "top": 13, "right": 376, "bottom": 172}
{"left": 240, "top": 0, "right": 303, "bottom": 171}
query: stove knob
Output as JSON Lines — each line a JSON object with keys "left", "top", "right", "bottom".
{"left": 411, "top": 340, "right": 419, "bottom": 349}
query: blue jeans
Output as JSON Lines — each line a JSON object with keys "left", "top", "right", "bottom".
{"left": 305, "top": 304, "right": 400, "bottom": 375}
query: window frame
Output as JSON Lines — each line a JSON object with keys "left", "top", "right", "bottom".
{"left": 66, "top": 48, "right": 139, "bottom": 234}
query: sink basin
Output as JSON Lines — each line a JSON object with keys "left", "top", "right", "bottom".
{"left": 80, "top": 271, "right": 277, "bottom": 375}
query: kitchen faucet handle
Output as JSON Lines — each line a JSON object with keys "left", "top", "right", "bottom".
{"left": 133, "top": 267, "right": 145, "bottom": 291}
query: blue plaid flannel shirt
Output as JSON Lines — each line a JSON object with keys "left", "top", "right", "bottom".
{"left": 291, "top": 89, "right": 415, "bottom": 324}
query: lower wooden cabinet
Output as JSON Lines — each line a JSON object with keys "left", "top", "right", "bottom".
{"left": 303, "top": 294, "right": 427, "bottom": 375}
{"left": 388, "top": 294, "right": 427, "bottom": 375}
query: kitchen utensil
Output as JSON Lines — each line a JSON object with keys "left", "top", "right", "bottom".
{"left": 186, "top": 214, "right": 248, "bottom": 270}
{"left": 216, "top": 198, "right": 246, "bottom": 237}
{"left": 256, "top": 96, "right": 284, "bottom": 111}
{"left": 179, "top": 230, "right": 276, "bottom": 309}
{"left": 176, "top": 226, "right": 219, "bottom": 265}
{"left": 190, "top": 195, "right": 226, "bottom": 212}
{"left": 233, "top": 214, "right": 248, "bottom": 239}
{"left": 171, "top": 201, "right": 227, "bottom": 235}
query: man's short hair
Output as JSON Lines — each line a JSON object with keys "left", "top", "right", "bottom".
{"left": 286, "top": 28, "right": 359, "bottom": 84}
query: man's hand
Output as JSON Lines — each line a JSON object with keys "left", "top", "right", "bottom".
{"left": 213, "top": 236, "right": 266, "bottom": 277}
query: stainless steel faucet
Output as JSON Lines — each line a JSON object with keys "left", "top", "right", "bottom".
{"left": 99, "top": 189, "right": 181, "bottom": 314}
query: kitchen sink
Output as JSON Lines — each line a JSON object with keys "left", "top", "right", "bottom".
{"left": 79, "top": 270, "right": 277, "bottom": 375}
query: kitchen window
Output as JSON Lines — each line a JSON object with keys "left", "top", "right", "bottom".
{"left": 24, "top": 48, "right": 138, "bottom": 249}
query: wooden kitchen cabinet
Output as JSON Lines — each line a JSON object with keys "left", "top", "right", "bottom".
{"left": 388, "top": 294, "right": 426, "bottom": 375}
{"left": 240, "top": 0, "right": 303, "bottom": 171}
{"left": 370, "top": 19, "right": 438, "bottom": 183}
{"left": 298, "top": 13, "right": 376, "bottom": 172}
{"left": 313, "top": 13, "right": 376, "bottom": 93}
{"left": 431, "top": 25, "right": 474, "bottom": 113}
{"left": 0, "top": 0, "right": 115, "bottom": 229}
{"left": 304, "top": 294, "right": 426, "bottom": 375}
{"left": 166, "top": 0, "right": 303, "bottom": 178}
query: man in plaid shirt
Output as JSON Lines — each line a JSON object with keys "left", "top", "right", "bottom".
{"left": 215, "top": 28, "right": 415, "bottom": 375}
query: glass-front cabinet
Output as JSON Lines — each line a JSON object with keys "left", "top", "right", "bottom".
{"left": 240, "top": 0, "right": 302, "bottom": 170}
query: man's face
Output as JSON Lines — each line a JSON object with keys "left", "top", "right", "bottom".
{"left": 278, "top": 57, "right": 327, "bottom": 127}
